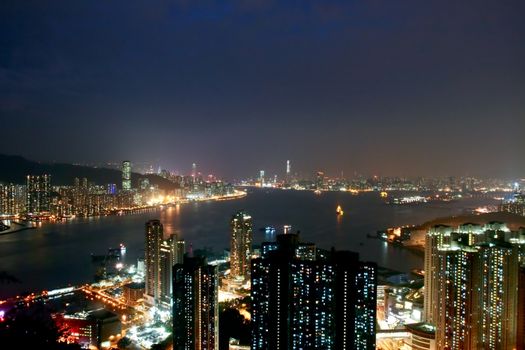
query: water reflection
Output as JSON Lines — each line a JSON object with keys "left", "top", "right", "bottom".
{"left": 0, "top": 189, "right": 499, "bottom": 298}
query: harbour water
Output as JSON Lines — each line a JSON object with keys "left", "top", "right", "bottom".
{"left": 0, "top": 189, "right": 499, "bottom": 298}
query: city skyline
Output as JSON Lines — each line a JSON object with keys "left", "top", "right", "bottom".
{"left": 2, "top": 182, "right": 525, "bottom": 349}
{"left": 1, "top": 1, "right": 524, "bottom": 349}
{"left": 1, "top": 1, "right": 524, "bottom": 178}
{"left": 2, "top": 153, "right": 525, "bottom": 182}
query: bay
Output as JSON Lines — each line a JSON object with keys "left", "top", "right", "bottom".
{"left": 0, "top": 189, "right": 498, "bottom": 298}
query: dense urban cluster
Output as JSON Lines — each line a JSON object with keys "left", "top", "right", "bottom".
{"left": 1, "top": 161, "right": 525, "bottom": 349}
{"left": 0, "top": 161, "right": 238, "bottom": 223}
{"left": 240, "top": 161, "right": 518, "bottom": 194}
{"left": 2, "top": 0, "right": 523, "bottom": 348}
{"left": 3, "top": 204, "right": 525, "bottom": 349}
{"left": 500, "top": 192, "right": 525, "bottom": 217}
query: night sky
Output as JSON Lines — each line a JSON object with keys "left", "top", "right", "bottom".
{"left": 1, "top": 0, "right": 524, "bottom": 179}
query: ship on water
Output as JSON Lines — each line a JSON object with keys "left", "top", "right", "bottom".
{"left": 336, "top": 205, "right": 344, "bottom": 216}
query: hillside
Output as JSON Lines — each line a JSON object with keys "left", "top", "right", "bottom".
{"left": 0, "top": 154, "right": 177, "bottom": 190}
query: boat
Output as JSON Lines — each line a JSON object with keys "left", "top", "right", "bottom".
{"left": 314, "top": 189, "right": 322, "bottom": 195}
{"left": 336, "top": 205, "right": 344, "bottom": 216}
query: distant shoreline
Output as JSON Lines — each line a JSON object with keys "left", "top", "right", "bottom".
{"left": 0, "top": 190, "right": 247, "bottom": 235}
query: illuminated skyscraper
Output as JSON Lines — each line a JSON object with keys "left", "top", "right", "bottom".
{"left": 173, "top": 256, "right": 219, "bottom": 350}
{"left": 0, "top": 183, "right": 16, "bottom": 215}
{"left": 316, "top": 171, "right": 325, "bottom": 190}
{"left": 423, "top": 224, "right": 451, "bottom": 324}
{"left": 192, "top": 163, "right": 197, "bottom": 178}
{"left": 251, "top": 234, "right": 377, "bottom": 350}
{"left": 145, "top": 220, "right": 180, "bottom": 307}
{"left": 106, "top": 183, "right": 117, "bottom": 195}
{"left": 145, "top": 220, "right": 163, "bottom": 305}
{"left": 168, "top": 234, "right": 182, "bottom": 266}
{"left": 26, "top": 174, "right": 51, "bottom": 214}
{"left": 159, "top": 234, "right": 179, "bottom": 306}
{"left": 176, "top": 239, "right": 185, "bottom": 264}
{"left": 476, "top": 243, "right": 520, "bottom": 349}
{"left": 259, "top": 170, "right": 265, "bottom": 186}
{"left": 286, "top": 160, "right": 290, "bottom": 176}
{"left": 122, "top": 161, "right": 131, "bottom": 190}
{"left": 230, "top": 211, "right": 253, "bottom": 282}
{"left": 518, "top": 266, "right": 525, "bottom": 350}
{"left": 424, "top": 222, "right": 525, "bottom": 349}
{"left": 433, "top": 247, "right": 477, "bottom": 349}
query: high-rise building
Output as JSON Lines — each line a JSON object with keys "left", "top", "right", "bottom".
{"left": 145, "top": 220, "right": 163, "bottom": 305}
{"left": 106, "top": 183, "right": 117, "bottom": 195}
{"left": 167, "top": 234, "right": 180, "bottom": 265}
{"left": 159, "top": 238, "right": 173, "bottom": 306}
{"left": 173, "top": 256, "right": 219, "bottom": 350}
{"left": 145, "top": 221, "right": 180, "bottom": 307}
{"left": 176, "top": 239, "right": 185, "bottom": 264}
{"left": 230, "top": 211, "right": 253, "bottom": 282}
{"left": 139, "top": 178, "right": 150, "bottom": 191}
{"left": 424, "top": 222, "right": 525, "bottom": 349}
{"left": 192, "top": 163, "right": 197, "bottom": 178}
{"left": 251, "top": 233, "right": 377, "bottom": 350}
{"left": 316, "top": 171, "right": 325, "bottom": 190}
{"left": 0, "top": 183, "right": 16, "bottom": 215}
{"left": 26, "top": 174, "right": 51, "bottom": 214}
{"left": 259, "top": 170, "right": 265, "bottom": 187}
{"left": 162, "top": 233, "right": 183, "bottom": 306}
{"left": 286, "top": 160, "right": 290, "bottom": 176}
{"left": 518, "top": 266, "right": 525, "bottom": 350}
{"left": 423, "top": 224, "right": 451, "bottom": 324}
{"left": 122, "top": 161, "right": 131, "bottom": 190}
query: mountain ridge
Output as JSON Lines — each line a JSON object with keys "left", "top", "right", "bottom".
{"left": 0, "top": 154, "right": 177, "bottom": 190}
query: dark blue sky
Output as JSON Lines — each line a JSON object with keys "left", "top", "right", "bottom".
{"left": 1, "top": 0, "right": 524, "bottom": 179}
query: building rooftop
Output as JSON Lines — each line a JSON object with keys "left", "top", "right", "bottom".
{"left": 419, "top": 212, "right": 525, "bottom": 232}
{"left": 406, "top": 322, "right": 436, "bottom": 336}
